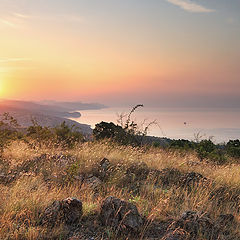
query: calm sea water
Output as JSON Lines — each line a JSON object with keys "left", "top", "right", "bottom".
{"left": 72, "top": 107, "right": 240, "bottom": 143}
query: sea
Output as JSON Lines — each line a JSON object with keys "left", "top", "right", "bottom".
{"left": 72, "top": 107, "right": 240, "bottom": 143}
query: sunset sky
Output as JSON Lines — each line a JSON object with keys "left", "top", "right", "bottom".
{"left": 0, "top": 0, "right": 239, "bottom": 107}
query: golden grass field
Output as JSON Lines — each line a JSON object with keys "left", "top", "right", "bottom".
{"left": 0, "top": 140, "right": 239, "bottom": 239}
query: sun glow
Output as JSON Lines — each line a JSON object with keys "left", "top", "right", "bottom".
{"left": 0, "top": 78, "right": 3, "bottom": 93}
{"left": 0, "top": 75, "right": 6, "bottom": 96}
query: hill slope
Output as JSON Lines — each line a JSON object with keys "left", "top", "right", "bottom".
{"left": 0, "top": 99, "right": 95, "bottom": 134}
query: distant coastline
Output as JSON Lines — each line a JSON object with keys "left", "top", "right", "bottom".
{"left": 0, "top": 99, "right": 107, "bottom": 135}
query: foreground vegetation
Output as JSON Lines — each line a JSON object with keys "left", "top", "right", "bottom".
{"left": 0, "top": 111, "right": 240, "bottom": 239}
{"left": 0, "top": 139, "right": 240, "bottom": 239}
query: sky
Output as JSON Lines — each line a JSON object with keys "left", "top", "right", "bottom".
{"left": 0, "top": 0, "right": 239, "bottom": 107}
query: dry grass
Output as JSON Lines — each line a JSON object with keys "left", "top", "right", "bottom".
{"left": 0, "top": 140, "right": 239, "bottom": 239}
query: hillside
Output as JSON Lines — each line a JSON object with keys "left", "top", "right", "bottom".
{"left": 0, "top": 99, "right": 106, "bottom": 135}
{"left": 0, "top": 99, "right": 107, "bottom": 118}
{"left": 0, "top": 138, "right": 239, "bottom": 239}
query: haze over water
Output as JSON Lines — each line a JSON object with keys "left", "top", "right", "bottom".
{"left": 74, "top": 107, "right": 240, "bottom": 143}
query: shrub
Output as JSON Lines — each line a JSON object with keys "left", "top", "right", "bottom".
{"left": 226, "top": 139, "right": 240, "bottom": 158}
{"left": 208, "top": 149, "right": 227, "bottom": 164}
{"left": 93, "top": 121, "right": 138, "bottom": 145}
{"left": 195, "top": 140, "right": 228, "bottom": 164}
{"left": 196, "top": 140, "right": 216, "bottom": 160}
{"left": 0, "top": 113, "right": 22, "bottom": 153}
{"left": 54, "top": 121, "right": 84, "bottom": 148}
{"left": 93, "top": 105, "right": 150, "bottom": 146}
{"left": 26, "top": 120, "right": 84, "bottom": 148}
{"left": 170, "top": 139, "right": 195, "bottom": 150}
{"left": 26, "top": 119, "right": 55, "bottom": 147}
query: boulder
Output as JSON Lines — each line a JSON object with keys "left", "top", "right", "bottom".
{"left": 99, "top": 158, "right": 110, "bottom": 171}
{"left": 73, "top": 174, "right": 84, "bottom": 183}
{"left": 51, "top": 154, "right": 76, "bottom": 167}
{"left": 92, "top": 158, "right": 111, "bottom": 180}
{"left": 0, "top": 172, "right": 6, "bottom": 183}
{"left": 153, "top": 168, "right": 182, "bottom": 187}
{"left": 100, "top": 196, "right": 143, "bottom": 233}
{"left": 216, "top": 213, "right": 235, "bottom": 236}
{"left": 210, "top": 186, "right": 240, "bottom": 207}
{"left": 126, "top": 162, "right": 149, "bottom": 182}
{"left": 0, "top": 172, "right": 16, "bottom": 184}
{"left": 180, "top": 172, "right": 209, "bottom": 188}
{"left": 163, "top": 230, "right": 189, "bottom": 240}
{"left": 217, "top": 214, "right": 234, "bottom": 226}
{"left": 152, "top": 169, "right": 210, "bottom": 190}
{"left": 172, "top": 211, "right": 214, "bottom": 239}
{"left": 83, "top": 175, "right": 102, "bottom": 190}
{"left": 40, "top": 197, "right": 82, "bottom": 227}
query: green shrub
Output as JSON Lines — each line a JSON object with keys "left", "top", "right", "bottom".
{"left": 208, "top": 149, "right": 227, "bottom": 164}
{"left": 26, "top": 120, "right": 84, "bottom": 148}
{"left": 0, "top": 113, "right": 23, "bottom": 153}
{"left": 170, "top": 139, "right": 195, "bottom": 150}
{"left": 226, "top": 139, "right": 240, "bottom": 158}
{"left": 93, "top": 105, "right": 148, "bottom": 146}
{"left": 26, "top": 119, "right": 55, "bottom": 146}
{"left": 93, "top": 121, "right": 138, "bottom": 145}
{"left": 196, "top": 139, "right": 216, "bottom": 160}
{"left": 54, "top": 121, "right": 84, "bottom": 148}
{"left": 195, "top": 140, "right": 228, "bottom": 164}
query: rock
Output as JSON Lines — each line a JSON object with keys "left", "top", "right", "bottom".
{"left": 172, "top": 211, "right": 214, "bottom": 239}
{"left": 51, "top": 154, "right": 76, "bottom": 167}
{"left": 100, "top": 158, "right": 110, "bottom": 171}
{"left": 40, "top": 197, "right": 83, "bottom": 227}
{"left": 98, "top": 158, "right": 111, "bottom": 179}
{"left": 153, "top": 168, "right": 182, "bottom": 187}
{"left": 0, "top": 172, "right": 16, "bottom": 184}
{"left": 217, "top": 214, "right": 234, "bottom": 226}
{"left": 100, "top": 196, "right": 143, "bottom": 233}
{"left": 210, "top": 186, "right": 240, "bottom": 207}
{"left": 168, "top": 211, "right": 236, "bottom": 239}
{"left": 0, "top": 172, "right": 6, "bottom": 183}
{"left": 74, "top": 174, "right": 84, "bottom": 183}
{"left": 180, "top": 172, "right": 209, "bottom": 188}
{"left": 84, "top": 175, "right": 102, "bottom": 190}
{"left": 152, "top": 169, "right": 210, "bottom": 189}
{"left": 126, "top": 162, "right": 149, "bottom": 182}
{"left": 163, "top": 230, "right": 189, "bottom": 240}
{"left": 92, "top": 158, "right": 112, "bottom": 180}
{"left": 116, "top": 162, "right": 149, "bottom": 191}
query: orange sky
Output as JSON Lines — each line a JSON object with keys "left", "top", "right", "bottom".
{"left": 0, "top": 0, "right": 239, "bottom": 107}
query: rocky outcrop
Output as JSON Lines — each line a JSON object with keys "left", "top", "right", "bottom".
{"left": 179, "top": 172, "right": 209, "bottom": 188}
{"left": 40, "top": 197, "right": 83, "bottom": 227}
{"left": 173, "top": 211, "right": 213, "bottom": 238}
{"left": 83, "top": 175, "right": 102, "bottom": 190}
{"left": 92, "top": 158, "right": 113, "bottom": 181}
{"left": 0, "top": 171, "right": 16, "bottom": 184}
{"left": 162, "top": 230, "right": 189, "bottom": 240}
{"left": 126, "top": 162, "right": 149, "bottom": 182}
{"left": 100, "top": 196, "right": 143, "bottom": 233}
{"left": 166, "top": 211, "right": 236, "bottom": 240}
{"left": 217, "top": 213, "right": 234, "bottom": 226}
{"left": 154, "top": 168, "right": 182, "bottom": 187}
